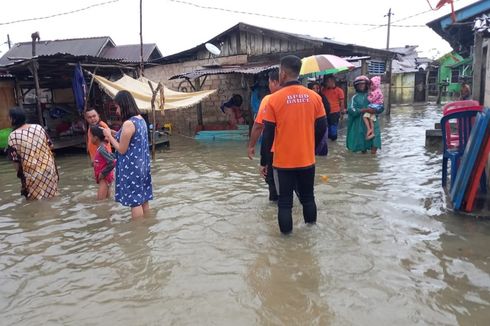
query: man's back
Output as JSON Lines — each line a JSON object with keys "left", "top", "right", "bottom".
{"left": 264, "top": 82, "right": 325, "bottom": 169}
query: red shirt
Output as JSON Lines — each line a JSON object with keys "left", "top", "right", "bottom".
{"left": 322, "top": 87, "right": 344, "bottom": 113}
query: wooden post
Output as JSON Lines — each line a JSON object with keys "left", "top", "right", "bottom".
{"left": 139, "top": 0, "right": 144, "bottom": 77}
{"left": 194, "top": 77, "right": 203, "bottom": 127}
{"left": 472, "top": 32, "right": 484, "bottom": 103}
{"left": 424, "top": 67, "right": 430, "bottom": 103}
{"left": 14, "top": 78, "right": 23, "bottom": 108}
{"left": 31, "top": 32, "right": 43, "bottom": 126}
{"left": 385, "top": 57, "right": 392, "bottom": 115}
{"left": 148, "top": 81, "right": 162, "bottom": 161}
{"left": 361, "top": 60, "right": 368, "bottom": 75}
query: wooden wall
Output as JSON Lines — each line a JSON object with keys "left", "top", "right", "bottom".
{"left": 0, "top": 81, "right": 16, "bottom": 129}
{"left": 195, "top": 30, "right": 317, "bottom": 60}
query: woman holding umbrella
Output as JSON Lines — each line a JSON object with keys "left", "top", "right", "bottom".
{"left": 346, "top": 76, "right": 382, "bottom": 154}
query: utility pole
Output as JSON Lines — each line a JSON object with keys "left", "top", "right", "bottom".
{"left": 385, "top": 8, "right": 393, "bottom": 50}
{"left": 7, "top": 34, "right": 11, "bottom": 49}
{"left": 385, "top": 8, "right": 394, "bottom": 115}
{"left": 139, "top": 0, "right": 144, "bottom": 77}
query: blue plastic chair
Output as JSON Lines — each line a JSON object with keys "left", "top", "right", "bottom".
{"left": 440, "top": 109, "right": 481, "bottom": 189}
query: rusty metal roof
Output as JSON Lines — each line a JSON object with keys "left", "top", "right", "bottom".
{"left": 169, "top": 63, "right": 278, "bottom": 80}
{"left": 101, "top": 44, "right": 162, "bottom": 62}
{"left": 156, "top": 22, "right": 394, "bottom": 64}
{"left": 0, "top": 36, "right": 114, "bottom": 66}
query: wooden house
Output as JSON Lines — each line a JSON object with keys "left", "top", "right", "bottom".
{"left": 427, "top": 0, "right": 490, "bottom": 105}
{"left": 0, "top": 37, "right": 162, "bottom": 149}
{"left": 389, "top": 46, "right": 433, "bottom": 104}
{"left": 145, "top": 22, "right": 394, "bottom": 136}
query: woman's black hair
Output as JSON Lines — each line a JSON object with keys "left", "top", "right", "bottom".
{"left": 9, "top": 107, "right": 26, "bottom": 130}
{"left": 231, "top": 94, "right": 243, "bottom": 107}
{"left": 90, "top": 125, "right": 105, "bottom": 141}
{"left": 114, "top": 90, "right": 141, "bottom": 121}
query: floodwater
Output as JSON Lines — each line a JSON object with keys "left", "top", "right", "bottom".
{"left": 1, "top": 105, "right": 489, "bottom": 325}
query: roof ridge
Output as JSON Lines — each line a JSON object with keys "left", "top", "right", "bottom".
{"left": 15, "top": 36, "right": 112, "bottom": 45}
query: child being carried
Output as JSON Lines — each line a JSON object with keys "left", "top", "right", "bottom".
{"left": 364, "top": 76, "right": 384, "bottom": 140}
{"left": 90, "top": 125, "right": 116, "bottom": 200}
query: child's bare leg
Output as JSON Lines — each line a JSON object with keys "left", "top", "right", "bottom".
{"left": 97, "top": 179, "right": 109, "bottom": 200}
{"left": 369, "top": 119, "right": 374, "bottom": 134}
{"left": 363, "top": 116, "right": 372, "bottom": 137}
{"left": 367, "top": 119, "right": 375, "bottom": 139}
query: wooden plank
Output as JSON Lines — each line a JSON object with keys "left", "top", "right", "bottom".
{"left": 240, "top": 31, "right": 247, "bottom": 54}
{"left": 279, "top": 40, "right": 289, "bottom": 53}
{"left": 246, "top": 33, "right": 252, "bottom": 55}
{"left": 230, "top": 33, "right": 237, "bottom": 55}
{"left": 271, "top": 37, "right": 281, "bottom": 53}
{"left": 254, "top": 34, "right": 263, "bottom": 56}
{"left": 263, "top": 36, "right": 271, "bottom": 53}
{"left": 236, "top": 31, "right": 241, "bottom": 55}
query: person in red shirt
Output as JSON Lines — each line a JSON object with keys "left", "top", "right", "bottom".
{"left": 322, "top": 76, "right": 345, "bottom": 141}
{"left": 247, "top": 69, "right": 281, "bottom": 201}
{"left": 262, "top": 55, "right": 327, "bottom": 234}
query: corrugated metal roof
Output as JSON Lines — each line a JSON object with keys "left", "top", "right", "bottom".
{"left": 448, "top": 57, "right": 473, "bottom": 68}
{"left": 101, "top": 44, "right": 162, "bottom": 62}
{"left": 169, "top": 63, "right": 278, "bottom": 80}
{"left": 157, "top": 22, "right": 394, "bottom": 64}
{"left": 0, "top": 36, "right": 114, "bottom": 66}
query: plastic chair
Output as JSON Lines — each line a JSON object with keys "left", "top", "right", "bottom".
{"left": 442, "top": 100, "right": 480, "bottom": 115}
{"left": 442, "top": 101, "right": 482, "bottom": 149}
{"left": 440, "top": 109, "right": 481, "bottom": 189}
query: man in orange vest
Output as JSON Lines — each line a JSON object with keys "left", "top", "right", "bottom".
{"left": 262, "top": 55, "right": 327, "bottom": 234}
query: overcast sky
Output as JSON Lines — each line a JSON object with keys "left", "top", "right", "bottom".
{"left": 0, "top": 0, "right": 479, "bottom": 59}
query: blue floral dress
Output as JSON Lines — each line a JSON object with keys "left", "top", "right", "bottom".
{"left": 115, "top": 116, "right": 153, "bottom": 207}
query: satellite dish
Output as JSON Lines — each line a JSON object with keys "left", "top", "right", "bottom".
{"left": 205, "top": 43, "right": 221, "bottom": 56}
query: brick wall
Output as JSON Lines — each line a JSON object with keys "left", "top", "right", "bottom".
{"left": 145, "top": 55, "right": 255, "bottom": 136}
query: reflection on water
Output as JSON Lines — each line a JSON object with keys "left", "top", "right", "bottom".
{"left": 1, "top": 105, "right": 489, "bottom": 325}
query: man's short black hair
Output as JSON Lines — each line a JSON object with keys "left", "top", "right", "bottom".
{"left": 280, "top": 55, "right": 302, "bottom": 77}
{"left": 268, "top": 68, "right": 279, "bottom": 82}
{"left": 85, "top": 107, "right": 97, "bottom": 114}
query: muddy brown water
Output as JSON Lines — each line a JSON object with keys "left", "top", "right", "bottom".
{"left": 0, "top": 105, "right": 489, "bottom": 325}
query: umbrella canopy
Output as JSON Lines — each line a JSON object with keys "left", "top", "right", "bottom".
{"left": 300, "top": 54, "right": 355, "bottom": 77}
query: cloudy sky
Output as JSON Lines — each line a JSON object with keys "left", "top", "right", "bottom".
{"left": 0, "top": 0, "right": 479, "bottom": 59}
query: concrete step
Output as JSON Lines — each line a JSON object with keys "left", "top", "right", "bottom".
{"left": 426, "top": 129, "right": 442, "bottom": 147}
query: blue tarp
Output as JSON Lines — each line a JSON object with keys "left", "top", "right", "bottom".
{"left": 72, "top": 63, "right": 86, "bottom": 113}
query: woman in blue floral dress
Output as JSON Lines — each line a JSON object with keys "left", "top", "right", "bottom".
{"left": 103, "top": 90, "right": 153, "bottom": 218}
